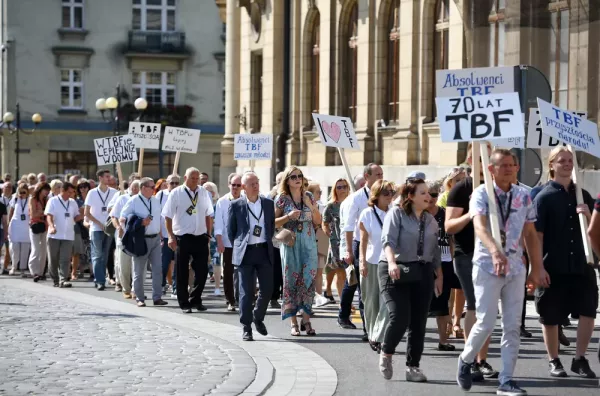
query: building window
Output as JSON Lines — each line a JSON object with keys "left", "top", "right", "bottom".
{"left": 62, "top": 0, "right": 84, "bottom": 29}
{"left": 385, "top": 0, "right": 401, "bottom": 125}
{"left": 133, "top": 0, "right": 176, "bottom": 32}
{"left": 49, "top": 151, "right": 97, "bottom": 179}
{"left": 549, "top": 1, "right": 569, "bottom": 107}
{"left": 341, "top": 2, "right": 358, "bottom": 122}
{"left": 141, "top": 152, "right": 174, "bottom": 179}
{"left": 60, "top": 69, "right": 83, "bottom": 109}
{"left": 432, "top": 0, "right": 450, "bottom": 118}
{"left": 489, "top": 0, "right": 506, "bottom": 66}
{"left": 132, "top": 71, "right": 176, "bottom": 106}
{"left": 309, "top": 11, "right": 320, "bottom": 127}
{"left": 250, "top": 52, "right": 263, "bottom": 132}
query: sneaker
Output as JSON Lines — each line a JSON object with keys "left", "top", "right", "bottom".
{"left": 471, "top": 363, "right": 485, "bottom": 382}
{"left": 570, "top": 357, "right": 596, "bottom": 378}
{"left": 558, "top": 327, "right": 570, "bottom": 346}
{"left": 97, "top": 284, "right": 106, "bottom": 291}
{"left": 496, "top": 380, "right": 527, "bottom": 396}
{"left": 337, "top": 318, "right": 357, "bottom": 329}
{"left": 479, "top": 360, "right": 499, "bottom": 378}
{"left": 406, "top": 367, "right": 427, "bottom": 382}
{"left": 548, "top": 358, "right": 568, "bottom": 377}
{"left": 137, "top": 301, "right": 146, "bottom": 307}
{"left": 214, "top": 288, "right": 222, "bottom": 296}
{"left": 379, "top": 355, "right": 393, "bottom": 380}
{"left": 270, "top": 300, "right": 281, "bottom": 309}
{"left": 170, "top": 293, "right": 177, "bottom": 299}
{"left": 8, "top": 269, "right": 15, "bottom": 275}
{"left": 153, "top": 299, "right": 168, "bottom": 306}
{"left": 315, "top": 294, "right": 329, "bottom": 307}
{"left": 115, "top": 285, "right": 122, "bottom": 292}
{"left": 456, "top": 357, "right": 473, "bottom": 391}
{"left": 227, "top": 304, "right": 236, "bottom": 312}
{"left": 59, "top": 282, "right": 72, "bottom": 288}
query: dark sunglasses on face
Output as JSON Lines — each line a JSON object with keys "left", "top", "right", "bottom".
{"left": 19, "top": 191, "right": 27, "bottom": 195}
{"left": 230, "top": 183, "right": 241, "bottom": 188}
{"left": 336, "top": 185, "right": 348, "bottom": 190}
{"left": 289, "top": 174, "right": 303, "bottom": 181}
{"left": 169, "top": 181, "right": 179, "bottom": 186}
{"left": 380, "top": 189, "right": 395, "bottom": 197}
{"left": 430, "top": 192, "right": 439, "bottom": 198}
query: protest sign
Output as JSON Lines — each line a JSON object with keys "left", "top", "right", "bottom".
{"left": 311, "top": 113, "right": 360, "bottom": 150}
{"left": 162, "top": 127, "right": 201, "bottom": 153}
{"left": 94, "top": 135, "right": 137, "bottom": 166}
{"left": 526, "top": 108, "right": 588, "bottom": 149}
{"left": 435, "top": 92, "right": 524, "bottom": 143}
{"left": 536, "top": 99, "right": 600, "bottom": 158}
{"left": 436, "top": 66, "right": 515, "bottom": 97}
{"left": 492, "top": 136, "right": 525, "bottom": 149}
{"left": 128, "top": 121, "right": 161, "bottom": 150}
{"left": 234, "top": 134, "right": 273, "bottom": 161}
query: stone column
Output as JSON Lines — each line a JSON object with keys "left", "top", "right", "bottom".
{"left": 287, "top": 0, "right": 302, "bottom": 166}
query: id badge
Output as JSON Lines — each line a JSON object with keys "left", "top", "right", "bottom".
{"left": 192, "top": 209, "right": 198, "bottom": 214}
{"left": 186, "top": 206, "right": 194, "bottom": 216}
{"left": 253, "top": 225, "right": 262, "bottom": 237}
{"left": 148, "top": 215, "right": 153, "bottom": 220}
{"left": 64, "top": 213, "right": 70, "bottom": 218}
{"left": 20, "top": 214, "right": 26, "bottom": 221}
{"left": 101, "top": 206, "right": 107, "bottom": 212}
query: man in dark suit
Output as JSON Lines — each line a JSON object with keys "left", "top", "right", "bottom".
{"left": 227, "top": 171, "right": 274, "bottom": 341}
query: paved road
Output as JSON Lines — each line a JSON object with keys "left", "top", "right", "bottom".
{"left": 2, "top": 274, "right": 599, "bottom": 395}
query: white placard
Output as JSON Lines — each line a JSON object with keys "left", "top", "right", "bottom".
{"left": 311, "top": 113, "right": 361, "bottom": 150}
{"left": 526, "top": 108, "right": 588, "bottom": 149}
{"left": 128, "top": 121, "right": 161, "bottom": 150}
{"left": 493, "top": 136, "right": 525, "bottom": 149}
{"left": 436, "top": 66, "right": 515, "bottom": 97}
{"left": 162, "top": 126, "right": 201, "bottom": 153}
{"left": 536, "top": 98, "right": 600, "bottom": 158}
{"left": 233, "top": 134, "right": 273, "bottom": 161}
{"left": 435, "top": 92, "right": 524, "bottom": 143}
{"left": 94, "top": 135, "right": 138, "bottom": 166}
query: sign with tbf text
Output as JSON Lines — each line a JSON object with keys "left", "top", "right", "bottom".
{"left": 527, "top": 108, "right": 588, "bottom": 149}
{"left": 234, "top": 134, "right": 273, "bottom": 161}
{"left": 128, "top": 121, "right": 161, "bottom": 149}
{"left": 537, "top": 98, "right": 600, "bottom": 158}
{"left": 435, "top": 92, "right": 524, "bottom": 143}
{"left": 162, "top": 126, "right": 201, "bottom": 153}
{"left": 94, "top": 135, "right": 138, "bottom": 166}
{"left": 492, "top": 136, "right": 525, "bottom": 149}
{"left": 436, "top": 66, "right": 515, "bottom": 97}
{"left": 311, "top": 113, "right": 360, "bottom": 150}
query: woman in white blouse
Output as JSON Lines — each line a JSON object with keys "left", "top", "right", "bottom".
{"left": 8, "top": 183, "right": 31, "bottom": 277}
{"left": 359, "top": 179, "right": 394, "bottom": 353}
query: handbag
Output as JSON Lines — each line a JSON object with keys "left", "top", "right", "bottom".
{"left": 275, "top": 228, "right": 296, "bottom": 247}
{"left": 30, "top": 222, "right": 46, "bottom": 235}
{"left": 394, "top": 212, "right": 427, "bottom": 284}
{"left": 104, "top": 215, "right": 116, "bottom": 237}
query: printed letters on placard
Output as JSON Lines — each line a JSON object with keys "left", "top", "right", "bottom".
{"left": 527, "top": 108, "right": 587, "bottom": 149}
{"left": 162, "top": 126, "right": 201, "bottom": 154}
{"left": 436, "top": 66, "right": 515, "bottom": 97}
{"left": 94, "top": 135, "right": 138, "bottom": 166}
{"left": 310, "top": 113, "right": 361, "bottom": 150}
{"left": 233, "top": 134, "right": 273, "bottom": 160}
{"left": 128, "top": 121, "right": 161, "bottom": 149}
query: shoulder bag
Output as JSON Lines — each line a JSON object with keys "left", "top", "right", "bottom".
{"left": 394, "top": 212, "right": 427, "bottom": 284}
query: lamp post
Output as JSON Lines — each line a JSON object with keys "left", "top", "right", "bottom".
{"left": 0, "top": 104, "right": 42, "bottom": 177}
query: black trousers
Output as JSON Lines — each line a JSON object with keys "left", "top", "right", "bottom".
{"left": 222, "top": 247, "right": 236, "bottom": 306}
{"left": 379, "top": 262, "right": 434, "bottom": 367}
{"left": 175, "top": 234, "right": 209, "bottom": 309}
{"left": 107, "top": 237, "right": 116, "bottom": 280}
{"left": 271, "top": 247, "right": 283, "bottom": 300}
{"left": 238, "top": 245, "right": 273, "bottom": 331}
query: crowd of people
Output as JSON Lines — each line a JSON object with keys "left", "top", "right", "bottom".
{"left": 0, "top": 144, "right": 599, "bottom": 396}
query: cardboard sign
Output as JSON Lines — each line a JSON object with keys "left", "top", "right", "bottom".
{"left": 311, "top": 113, "right": 361, "bottom": 150}
{"left": 94, "top": 135, "right": 137, "bottom": 166}
{"left": 128, "top": 121, "right": 161, "bottom": 150}
{"left": 435, "top": 92, "right": 524, "bottom": 143}
{"left": 233, "top": 134, "right": 273, "bottom": 161}
{"left": 162, "top": 126, "right": 201, "bottom": 153}
{"left": 536, "top": 98, "right": 600, "bottom": 158}
{"left": 527, "top": 108, "right": 588, "bottom": 149}
{"left": 436, "top": 66, "right": 515, "bottom": 97}
{"left": 493, "top": 136, "right": 525, "bottom": 149}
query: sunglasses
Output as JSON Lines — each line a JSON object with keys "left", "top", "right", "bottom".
{"left": 18, "top": 191, "right": 27, "bottom": 195}
{"left": 380, "top": 189, "right": 395, "bottom": 197}
{"left": 169, "top": 181, "right": 179, "bottom": 186}
{"left": 336, "top": 185, "right": 348, "bottom": 190}
{"left": 230, "top": 183, "right": 241, "bottom": 188}
{"left": 430, "top": 192, "right": 439, "bottom": 198}
{"left": 289, "top": 174, "right": 303, "bottom": 181}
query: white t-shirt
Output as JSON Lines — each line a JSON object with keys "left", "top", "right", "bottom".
{"left": 84, "top": 186, "right": 118, "bottom": 232}
{"left": 45, "top": 195, "right": 80, "bottom": 241}
{"left": 156, "top": 190, "right": 170, "bottom": 239}
{"left": 161, "top": 185, "right": 214, "bottom": 237}
{"left": 121, "top": 194, "right": 162, "bottom": 235}
{"left": 342, "top": 186, "right": 371, "bottom": 242}
{"left": 358, "top": 206, "right": 386, "bottom": 264}
{"left": 214, "top": 193, "right": 236, "bottom": 248}
{"left": 8, "top": 197, "right": 30, "bottom": 243}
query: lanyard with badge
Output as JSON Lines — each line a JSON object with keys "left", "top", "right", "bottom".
{"left": 97, "top": 189, "right": 110, "bottom": 212}
{"left": 494, "top": 190, "right": 512, "bottom": 250}
{"left": 58, "top": 197, "right": 71, "bottom": 218}
{"left": 139, "top": 195, "right": 153, "bottom": 220}
{"left": 247, "top": 199, "right": 263, "bottom": 237}
{"left": 184, "top": 188, "right": 198, "bottom": 216}
{"left": 19, "top": 198, "right": 27, "bottom": 221}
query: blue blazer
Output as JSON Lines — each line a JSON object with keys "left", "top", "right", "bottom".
{"left": 122, "top": 215, "right": 147, "bottom": 257}
{"left": 227, "top": 197, "right": 275, "bottom": 266}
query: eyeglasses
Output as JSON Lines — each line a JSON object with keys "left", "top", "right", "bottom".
{"left": 430, "top": 192, "right": 439, "bottom": 198}
{"left": 289, "top": 174, "right": 303, "bottom": 181}
{"left": 169, "top": 181, "right": 179, "bottom": 186}
{"left": 336, "top": 185, "right": 348, "bottom": 190}
{"left": 18, "top": 191, "right": 27, "bottom": 195}
{"left": 230, "top": 183, "right": 241, "bottom": 188}
{"left": 380, "top": 189, "right": 395, "bottom": 197}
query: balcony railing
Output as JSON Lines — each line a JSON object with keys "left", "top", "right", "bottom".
{"left": 128, "top": 31, "right": 186, "bottom": 53}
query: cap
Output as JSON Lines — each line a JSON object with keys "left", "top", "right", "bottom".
{"left": 407, "top": 171, "right": 426, "bottom": 180}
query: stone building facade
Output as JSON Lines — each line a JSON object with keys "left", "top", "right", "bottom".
{"left": 220, "top": 0, "right": 600, "bottom": 191}
{"left": 1, "top": 0, "right": 225, "bottom": 183}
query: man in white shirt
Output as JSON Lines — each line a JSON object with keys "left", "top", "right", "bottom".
{"left": 162, "top": 167, "right": 214, "bottom": 313}
{"left": 157, "top": 174, "right": 180, "bottom": 297}
{"left": 338, "top": 163, "right": 383, "bottom": 335}
{"left": 110, "top": 180, "right": 140, "bottom": 299}
{"left": 1, "top": 182, "right": 12, "bottom": 274}
{"left": 121, "top": 178, "right": 167, "bottom": 307}
{"left": 45, "top": 182, "right": 83, "bottom": 288}
{"left": 215, "top": 173, "right": 242, "bottom": 311}
{"left": 84, "top": 169, "right": 118, "bottom": 291}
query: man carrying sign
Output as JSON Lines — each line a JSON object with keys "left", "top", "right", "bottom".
{"left": 457, "top": 149, "right": 547, "bottom": 396}
{"left": 533, "top": 146, "right": 597, "bottom": 379}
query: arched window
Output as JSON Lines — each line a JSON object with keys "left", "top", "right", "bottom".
{"left": 310, "top": 12, "right": 320, "bottom": 127}
{"left": 549, "top": 0, "right": 569, "bottom": 106}
{"left": 432, "top": 0, "right": 449, "bottom": 117}
{"left": 341, "top": 2, "right": 358, "bottom": 122}
{"left": 385, "top": 0, "right": 400, "bottom": 125}
{"left": 489, "top": 0, "right": 506, "bottom": 66}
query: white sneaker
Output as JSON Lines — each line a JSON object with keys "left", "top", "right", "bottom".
{"left": 315, "top": 294, "right": 329, "bottom": 307}
{"left": 214, "top": 288, "right": 222, "bottom": 296}
{"left": 170, "top": 293, "right": 177, "bottom": 299}
{"left": 405, "top": 367, "right": 427, "bottom": 382}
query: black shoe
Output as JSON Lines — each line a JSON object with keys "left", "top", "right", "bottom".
{"left": 478, "top": 360, "right": 499, "bottom": 379}
{"left": 549, "top": 358, "right": 568, "bottom": 377}
{"left": 520, "top": 326, "right": 532, "bottom": 338}
{"left": 243, "top": 331, "right": 254, "bottom": 341}
{"left": 438, "top": 343, "right": 456, "bottom": 351}
{"left": 33, "top": 275, "right": 40, "bottom": 283}
{"left": 1, "top": 269, "right": 8, "bottom": 275}
{"left": 471, "top": 363, "right": 485, "bottom": 382}
{"left": 558, "top": 327, "right": 570, "bottom": 347}
{"left": 253, "top": 319, "right": 268, "bottom": 336}
{"left": 324, "top": 291, "right": 336, "bottom": 304}
{"left": 59, "top": 282, "right": 72, "bottom": 288}
{"left": 97, "top": 284, "right": 105, "bottom": 291}
{"left": 571, "top": 357, "right": 597, "bottom": 378}
{"left": 456, "top": 357, "right": 473, "bottom": 391}
{"left": 182, "top": 308, "right": 192, "bottom": 314}
{"left": 361, "top": 332, "right": 369, "bottom": 342}
{"left": 337, "top": 318, "right": 357, "bottom": 329}
{"left": 40, "top": 275, "right": 47, "bottom": 281}
{"left": 196, "top": 304, "right": 207, "bottom": 312}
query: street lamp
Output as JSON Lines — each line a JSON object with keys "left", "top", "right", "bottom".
{"left": 0, "top": 103, "right": 42, "bottom": 177}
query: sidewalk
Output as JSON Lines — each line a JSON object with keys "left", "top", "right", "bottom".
{"left": 0, "top": 278, "right": 337, "bottom": 396}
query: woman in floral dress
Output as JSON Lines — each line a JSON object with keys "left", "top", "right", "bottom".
{"left": 275, "top": 166, "right": 321, "bottom": 336}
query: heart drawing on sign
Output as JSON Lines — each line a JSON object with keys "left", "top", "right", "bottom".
{"left": 320, "top": 121, "right": 341, "bottom": 143}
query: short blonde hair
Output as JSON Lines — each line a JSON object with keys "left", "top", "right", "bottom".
{"left": 203, "top": 182, "right": 219, "bottom": 202}
{"left": 50, "top": 179, "right": 63, "bottom": 190}
{"left": 548, "top": 146, "right": 573, "bottom": 179}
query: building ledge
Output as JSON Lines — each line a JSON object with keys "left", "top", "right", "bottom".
{"left": 51, "top": 46, "right": 95, "bottom": 67}
{"left": 57, "top": 28, "right": 89, "bottom": 41}
{"left": 58, "top": 109, "right": 88, "bottom": 116}
{"left": 124, "top": 51, "right": 191, "bottom": 60}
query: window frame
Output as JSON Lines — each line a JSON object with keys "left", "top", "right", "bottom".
{"left": 61, "top": 0, "right": 84, "bottom": 30}
{"left": 488, "top": 0, "right": 506, "bottom": 67}
{"left": 132, "top": 0, "right": 176, "bottom": 32}
{"left": 131, "top": 71, "right": 177, "bottom": 106}
{"left": 548, "top": 0, "right": 569, "bottom": 107}
{"left": 385, "top": 0, "right": 401, "bottom": 125}
{"left": 60, "top": 69, "right": 84, "bottom": 110}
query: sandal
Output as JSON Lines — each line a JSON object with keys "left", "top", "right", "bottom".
{"left": 291, "top": 324, "right": 301, "bottom": 336}
{"left": 452, "top": 325, "right": 464, "bottom": 339}
{"left": 301, "top": 320, "right": 316, "bottom": 336}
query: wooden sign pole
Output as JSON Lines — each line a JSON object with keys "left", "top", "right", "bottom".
{"left": 116, "top": 163, "right": 124, "bottom": 193}
{"left": 472, "top": 142, "right": 481, "bottom": 188}
{"left": 337, "top": 147, "right": 355, "bottom": 193}
{"left": 137, "top": 148, "right": 145, "bottom": 177}
{"left": 172, "top": 151, "right": 181, "bottom": 175}
{"left": 568, "top": 145, "right": 594, "bottom": 265}
{"left": 480, "top": 142, "right": 503, "bottom": 250}
{"left": 250, "top": 159, "right": 255, "bottom": 172}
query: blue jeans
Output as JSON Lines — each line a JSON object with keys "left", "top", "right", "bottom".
{"left": 338, "top": 240, "right": 365, "bottom": 331}
{"left": 91, "top": 231, "right": 112, "bottom": 286}
{"left": 161, "top": 238, "right": 174, "bottom": 287}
